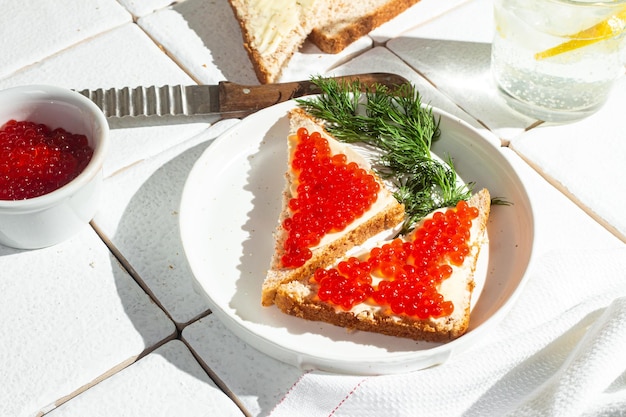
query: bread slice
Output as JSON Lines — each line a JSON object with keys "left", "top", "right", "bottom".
{"left": 273, "top": 188, "right": 491, "bottom": 342}
{"left": 228, "top": 0, "right": 421, "bottom": 83}
{"left": 309, "top": 0, "right": 422, "bottom": 54}
{"left": 263, "top": 108, "right": 405, "bottom": 306}
{"left": 227, "top": 0, "right": 324, "bottom": 84}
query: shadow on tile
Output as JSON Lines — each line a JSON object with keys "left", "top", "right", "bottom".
{"left": 101, "top": 130, "right": 297, "bottom": 416}
{"left": 104, "top": 139, "right": 215, "bottom": 329}
{"left": 169, "top": 0, "right": 260, "bottom": 84}
{"left": 387, "top": 36, "right": 537, "bottom": 140}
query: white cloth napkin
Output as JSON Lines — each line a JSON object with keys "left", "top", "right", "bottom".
{"left": 269, "top": 247, "right": 626, "bottom": 417}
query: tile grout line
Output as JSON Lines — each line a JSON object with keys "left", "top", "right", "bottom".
{"left": 182, "top": 338, "right": 254, "bottom": 417}
{"left": 132, "top": 20, "right": 204, "bottom": 86}
{"left": 90, "top": 219, "right": 176, "bottom": 326}
{"left": 507, "top": 148, "right": 626, "bottom": 245}
{"left": 40, "top": 333, "right": 178, "bottom": 416}
{"left": 89, "top": 219, "right": 211, "bottom": 333}
{"left": 89, "top": 220, "right": 251, "bottom": 415}
{"left": 38, "top": 356, "right": 138, "bottom": 416}
{"left": 383, "top": 46, "right": 497, "bottom": 138}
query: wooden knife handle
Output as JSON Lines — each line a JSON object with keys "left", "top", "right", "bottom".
{"left": 217, "top": 73, "right": 409, "bottom": 118}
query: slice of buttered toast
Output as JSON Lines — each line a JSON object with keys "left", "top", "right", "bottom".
{"left": 262, "top": 108, "right": 405, "bottom": 306}
{"left": 227, "top": 0, "right": 422, "bottom": 83}
{"left": 273, "top": 188, "right": 491, "bottom": 342}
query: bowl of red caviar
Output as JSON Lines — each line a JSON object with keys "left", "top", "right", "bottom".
{"left": 0, "top": 85, "right": 108, "bottom": 249}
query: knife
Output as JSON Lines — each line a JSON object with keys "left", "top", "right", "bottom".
{"left": 76, "top": 73, "right": 408, "bottom": 120}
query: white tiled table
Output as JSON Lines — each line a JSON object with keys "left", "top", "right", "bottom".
{"left": 1, "top": 1, "right": 625, "bottom": 416}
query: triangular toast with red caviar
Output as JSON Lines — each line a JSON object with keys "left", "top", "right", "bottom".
{"left": 262, "top": 108, "right": 405, "bottom": 306}
{"left": 273, "top": 188, "right": 491, "bottom": 342}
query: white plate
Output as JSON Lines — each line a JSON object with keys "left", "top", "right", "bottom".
{"left": 180, "top": 100, "right": 535, "bottom": 375}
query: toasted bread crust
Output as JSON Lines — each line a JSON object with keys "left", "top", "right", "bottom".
{"left": 263, "top": 200, "right": 405, "bottom": 306}
{"left": 275, "top": 283, "right": 467, "bottom": 342}
{"left": 273, "top": 189, "right": 491, "bottom": 342}
{"left": 309, "top": 0, "right": 421, "bottom": 54}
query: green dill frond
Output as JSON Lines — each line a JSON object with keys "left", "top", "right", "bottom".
{"left": 297, "top": 75, "right": 473, "bottom": 234}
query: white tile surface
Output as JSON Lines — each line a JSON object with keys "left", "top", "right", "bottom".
{"left": 47, "top": 340, "right": 244, "bottom": 417}
{"left": 93, "top": 119, "right": 240, "bottom": 326}
{"left": 0, "top": 23, "right": 194, "bottom": 92}
{"left": 182, "top": 315, "right": 303, "bottom": 417}
{"left": 0, "top": 0, "right": 130, "bottom": 80}
{"left": 496, "top": 149, "right": 624, "bottom": 256}
{"left": 138, "top": 0, "right": 257, "bottom": 85}
{"left": 0, "top": 230, "right": 175, "bottom": 417}
{"left": 396, "top": 0, "right": 494, "bottom": 44}
{"left": 510, "top": 76, "right": 626, "bottom": 243}
{"left": 387, "top": 0, "right": 538, "bottom": 142}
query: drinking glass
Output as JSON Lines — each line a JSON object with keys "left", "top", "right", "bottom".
{"left": 492, "top": 0, "right": 626, "bottom": 122}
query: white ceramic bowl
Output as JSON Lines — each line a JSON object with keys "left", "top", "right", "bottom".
{"left": 0, "top": 85, "right": 108, "bottom": 249}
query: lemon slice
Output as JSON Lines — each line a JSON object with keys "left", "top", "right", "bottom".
{"left": 535, "top": 8, "right": 626, "bottom": 60}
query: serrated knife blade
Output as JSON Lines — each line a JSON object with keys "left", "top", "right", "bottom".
{"left": 76, "top": 73, "right": 408, "bottom": 120}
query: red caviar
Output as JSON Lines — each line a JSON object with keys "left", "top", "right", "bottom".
{"left": 312, "top": 200, "right": 479, "bottom": 319}
{"left": 0, "top": 119, "right": 93, "bottom": 200}
{"left": 281, "top": 127, "right": 380, "bottom": 268}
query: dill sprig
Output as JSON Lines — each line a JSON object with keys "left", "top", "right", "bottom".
{"left": 297, "top": 76, "right": 473, "bottom": 234}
